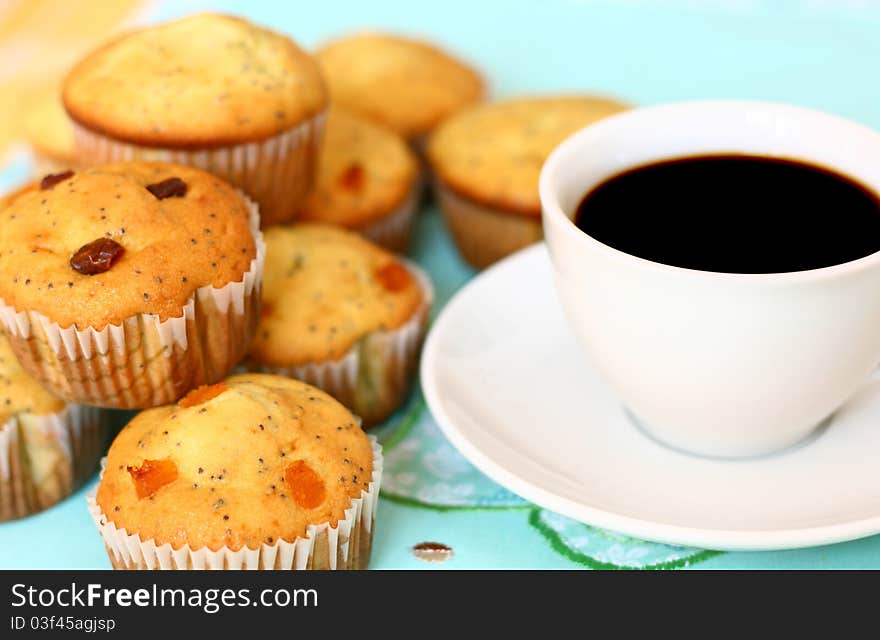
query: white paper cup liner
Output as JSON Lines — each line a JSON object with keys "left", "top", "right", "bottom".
{"left": 249, "top": 259, "right": 433, "bottom": 427}
{"left": 0, "top": 197, "right": 266, "bottom": 409}
{"left": 72, "top": 112, "right": 327, "bottom": 226}
{"left": 356, "top": 181, "right": 420, "bottom": 253}
{"left": 87, "top": 436, "right": 382, "bottom": 570}
{"left": 434, "top": 180, "right": 542, "bottom": 269}
{"left": 0, "top": 404, "right": 107, "bottom": 521}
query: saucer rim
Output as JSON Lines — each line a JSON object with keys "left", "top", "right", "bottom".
{"left": 420, "top": 243, "right": 880, "bottom": 551}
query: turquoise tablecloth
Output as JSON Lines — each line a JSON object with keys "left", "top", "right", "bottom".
{"left": 2, "top": 0, "right": 880, "bottom": 569}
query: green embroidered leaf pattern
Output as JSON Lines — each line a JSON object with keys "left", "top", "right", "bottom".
{"left": 377, "top": 392, "right": 720, "bottom": 568}
{"left": 529, "top": 509, "right": 720, "bottom": 570}
{"left": 378, "top": 395, "right": 528, "bottom": 508}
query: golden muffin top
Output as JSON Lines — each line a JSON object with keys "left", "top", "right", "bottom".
{"left": 0, "top": 183, "right": 37, "bottom": 208}
{"left": 23, "top": 94, "right": 76, "bottom": 163}
{"left": 63, "top": 13, "right": 328, "bottom": 148}
{"left": 300, "top": 109, "right": 418, "bottom": 228}
{"left": 249, "top": 224, "right": 423, "bottom": 367}
{"left": 0, "top": 332, "right": 65, "bottom": 424}
{"left": 316, "top": 32, "right": 483, "bottom": 140}
{"left": 0, "top": 162, "right": 257, "bottom": 330}
{"left": 96, "top": 374, "right": 373, "bottom": 551}
{"left": 428, "top": 95, "right": 629, "bottom": 216}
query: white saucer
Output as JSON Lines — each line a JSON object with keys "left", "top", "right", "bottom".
{"left": 421, "top": 244, "right": 880, "bottom": 551}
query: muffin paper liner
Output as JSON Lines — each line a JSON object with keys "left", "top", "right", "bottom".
{"left": 87, "top": 436, "right": 382, "bottom": 570}
{"left": 71, "top": 112, "right": 327, "bottom": 226}
{"left": 0, "top": 405, "right": 107, "bottom": 522}
{"left": 0, "top": 198, "right": 265, "bottom": 409}
{"left": 250, "top": 259, "right": 433, "bottom": 427}
{"left": 434, "top": 181, "right": 542, "bottom": 269}
{"left": 357, "top": 181, "right": 420, "bottom": 253}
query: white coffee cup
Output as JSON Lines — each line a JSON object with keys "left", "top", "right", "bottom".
{"left": 540, "top": 100, "right": 880, "bottom": 458}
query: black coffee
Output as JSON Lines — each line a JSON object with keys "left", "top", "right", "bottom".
{"left": 574, "top": 155, "right": 880, "bottom": 273}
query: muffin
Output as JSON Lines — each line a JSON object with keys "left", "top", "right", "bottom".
{"left": 0, "top": 183, "right": 38, "bottom": 208}
{"left": 0, "top": 161, "right": 264, "bottom": 409}
{"left": 300, "top": 109, "right": 420, "bottom": 252}
{"left": 23, "top": 94, "right": 80, "bottom": 176}
{"left": 63, "top": 13, "right": 328, "bottom": 226}
{"left": 428, "top": 95, "right": 630, "bottom": 268}
{"left": 247, "top": 224, "right": 432, "bottom": 427}
{"left": 0, "top": 332, "right": 108, "bottom": 521}
{"left": 88, "top": 373, "right": 382, "bottom": 570}
{"left": 316, "top": 32, "right": 483, "bottom": 146}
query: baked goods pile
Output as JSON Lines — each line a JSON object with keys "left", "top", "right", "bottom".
{"left": 3, "top": 12, "right": 626, "bottom": 569}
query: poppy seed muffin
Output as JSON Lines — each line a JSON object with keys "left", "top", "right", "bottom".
{"left": 0, "top": 332, "right": 107, "bottom": 521}
{"left": 90, "top": 373, "right": 381, "bottom": 570}
{"left": 300, "top": 109, "right": 420, "bottom": 252}
{"left": 63, "top": 13, "right": 328, "bottom": 225}
{"left": 0, "top": 161, "right": 264, "bottom": 408}
{"left": 316, "top": 32, "right": 483, "bottom": 144}
{"left": 428, "top": 95, "right": 629, "bottom": 268}
{"left": 0, "top": 333, "right": 65, "bottom": 427}
{"left": 248, "top": 224, "right": 432, "bottom": 426}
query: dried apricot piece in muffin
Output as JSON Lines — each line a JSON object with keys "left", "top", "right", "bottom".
{"left": 300, "top": 109, "right": 419, "bottom": 252}
{"left": 248, "top": 224, "right": 432, "bottom": 426}
{"left": 91, "top": 373, "right": 380, "bottom": 569}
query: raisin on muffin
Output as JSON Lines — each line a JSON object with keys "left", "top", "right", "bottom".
{"left": 90, "top": 373, "right": 381, "bottom": 570}
{"left": 316, "top": 32, "right": 483, "bottom": 146}
{"left": 0, "top": 161, "right": 264, "bottom": 409}
{"left": 427, "top": 95, "right": 629, "bottom": 268}
{"left": 300, "top": 109, "right": 420, "bottom": 253}
{"left": 63, "top": 13, "right": 328, "bottom": 225}
{"left": 247, "top": 224, "right": 432, "bottom": 427}
{"left": 0, "top": 332, "right": 107, "bottom": 521}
